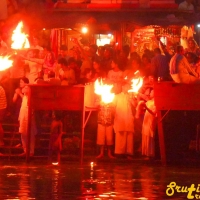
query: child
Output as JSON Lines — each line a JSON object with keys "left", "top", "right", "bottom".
{"left": 48, "top": 110, "right": 63, "bottom": 164}
{"left": 113, "top": 83, "right": 135, "bottom": 159}
{"left": 96, "top": 102, "right": 115, "bottom": 159}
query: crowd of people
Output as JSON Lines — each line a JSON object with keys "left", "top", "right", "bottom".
{"left": 0, "top": 34, "right": 200, "bottom": 163}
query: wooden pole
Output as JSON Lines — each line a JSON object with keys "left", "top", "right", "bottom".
{"left": 157, "top": 110, "right": 166, "bottom": 166}
{"left": 80, "top": 86, "right": 85, "bottom": 165}
{"left": 26, "top": 86, "right": 32, "bottom": 162}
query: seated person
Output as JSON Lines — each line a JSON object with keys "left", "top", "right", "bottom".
{"left": 178, "top": 0, "right": 194, "bottom": 12}
{"left": 169, "top": 45, "right": 200, "bottom": 84}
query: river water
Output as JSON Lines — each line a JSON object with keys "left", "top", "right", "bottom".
{"left": 0, "top": 159, "right": 199, "bottom": 200}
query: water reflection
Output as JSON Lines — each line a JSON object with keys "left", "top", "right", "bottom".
{"left": 0, "top": 161, "right": 199, "bottom": 199}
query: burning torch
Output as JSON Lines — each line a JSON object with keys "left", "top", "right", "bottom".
{"left": 0, "top": 21, "right": 30, "bottom": 72}
{"left": 127, "top": 70, "right": 143, "bottom": 99}
{"left": 94, "top": 78, "right": 115, "bottom": 126}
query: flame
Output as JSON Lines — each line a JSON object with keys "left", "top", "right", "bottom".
{"left": 94, "top": 79, "right": 115, "bottom": 104}
{"left": 128, "top": 71, "right": 143, "bottom": 93}
{"left": 0, "top": 55, "right": 13, "bottom": 71}
{"left": 11, "top": 21, "right": 30, "bottom": 49}
{"left": 128, "top": 77, "right": 143, "bottom": 93}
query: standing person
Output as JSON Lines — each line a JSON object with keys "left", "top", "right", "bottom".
{"left": 113, "top": 83, "right": 135, "bottom": 159}
{"left": 48, "top": 111, "right": 63, "bottom": 164}
{"left": 18, "top": 85, "right": 36, "bottom": 156}
{"left": 118, "top": 45, "right": 130, "bottom": 71}
{"left": 96, "top": 102, "right": 115, "bottom": 159}
{"left": 22, "top": 48, "right": 56, "bottom": 82}
{"left": 123, "top": 57, "right": 141, "bottom": 81}
{"left": 57, "top": 58, "right": 76, "bottom": 85}
{"left": 135, "top": 76, "right": 154, "bottom": 119}
{"left": 97, "top": 46, "right": 105, "bottom": 61}
{"left": 12, "top": 77, "right": 29, "bottom": 122}
{"left": 92, "top": 57, "right": 106, "bottom": 81}
{"left": 30, "top": 36, "right": 43, "bottom": 51}
{"left": 13, "top": 77, "right": 29, "bottom": 147}
{"left": 0, "top": 84, "right": 7, "bottom": 146}
{"left": 141, "top": 99, "right": 157, "bottom": 159}
{"left": 21, "top": 49, "right": 42, "bottom": 84}
{"left": 107, "top": 58, "right": 123, "bottom": 94}
{"left": 70, "top": 38, "right": 93, "bottom": 78}
{"left": 140, "top": 53, "right": 154, "bottom": 79}
{"left": 102, "top": 47, "right": 113, "bottom": 74}
{"left": 151, "top": 47, "right": 170, "bottom": 81}
{"left": 43, "top": 50, "right": 56, "bottom": 79}
{"left": 6, "top": 54, "right": 25, "bottom": 117}
{"left": 68, "top": 57, "right": 80, "bottom": 84}
{"left": 57, "top": 45, "right": 68, "bottom": 60}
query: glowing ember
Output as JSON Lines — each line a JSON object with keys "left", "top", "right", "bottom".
{"left": 94, "top": 79, "right": 115, "bottom": 104}
{"left": 0, "top": 55, "right": 13, "bottom": 71}
{"left": 128, "top": 71, "right": 143, "bottom": 93}
{"left": 11, "top": 21, "right": 30, "bottom": 49}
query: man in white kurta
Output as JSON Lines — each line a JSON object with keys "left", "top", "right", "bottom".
{"left": 113, "top": 84, "right": 134, "bottom": 157}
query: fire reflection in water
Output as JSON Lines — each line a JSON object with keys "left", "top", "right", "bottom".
{"left": 81, "top": 164, "right": 163, "bottom": 199}
{"left": 52, "top": 169, "right": 61, "bottom": 200}
{"left": 6, "top": 167, "right": 32, "bottom": 199}
{"left": 0, "top": 162, "right": 199, "bottom": 199}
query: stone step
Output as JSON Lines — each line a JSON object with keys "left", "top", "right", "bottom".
{"left": 1, "top": 123, "right": 95, "bottom": 157}
{"left": 0, "top": 147, "right": 96, "bottom": 158}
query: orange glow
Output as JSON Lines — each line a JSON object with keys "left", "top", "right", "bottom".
{"left": 94, "top": 79, "right": 115, "bottom": 104}
{"left": 0, "top": 55, "right": 13, "bottom": 71}
{"left": 11, "top": 21, "right": 30, "bottom": 49}
{"left": 52, "top": 162, "right": 59, "bottom": 166}
{"left": 128, "top": 71, "right": 143, "bottom": 93}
